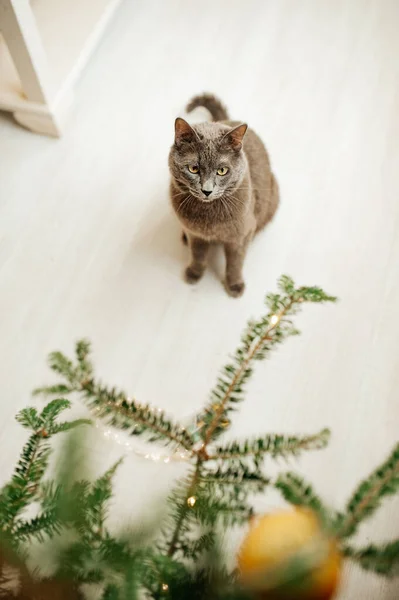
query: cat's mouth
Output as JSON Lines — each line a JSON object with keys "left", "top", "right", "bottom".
{"left": 194, "top": 191, "right": 221, "bottom": 203}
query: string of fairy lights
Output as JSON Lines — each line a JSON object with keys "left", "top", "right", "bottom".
{"left": 93, "top": 413, "right": 193, "bottom": 463}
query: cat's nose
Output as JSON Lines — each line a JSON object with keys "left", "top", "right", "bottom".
{"left": 202, "top": 189, "right": 212, "bottom": 197}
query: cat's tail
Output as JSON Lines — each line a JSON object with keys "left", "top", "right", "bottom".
{"left": 186, "top": 93, "right": 229, "bottom": 121}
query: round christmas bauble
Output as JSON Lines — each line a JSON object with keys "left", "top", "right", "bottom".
{"left": 238, "top": 508, "right": 341, "bottom": 600}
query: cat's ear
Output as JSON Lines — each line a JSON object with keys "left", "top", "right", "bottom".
{"left": 174, "top": 118, "right": 196, "bottom": 146}
{"left": 223, "top": 123, "right": 248, "bottom": 151}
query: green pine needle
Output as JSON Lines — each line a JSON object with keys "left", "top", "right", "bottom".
{"left": 50, "top": 419, "right": 92, "bottom": 434}
{"left": 198, "top": 276, "right": 336, "bottom": 444}
{"left": 12, "top": 512, "right": 63, "bottom": 543}
{"left": 180, "top": 532, "right": 216, "bottom": 559}
{"left": 212, "top": 429, "right": 330, "bottom": 463}
{"left": 275, "top": 472, "right": 334, "bottom": 528}
{"left": 33, "top": 384, "right": 73, "bottom": 397}
{"left": 338, "top": 442, "right": 399, "bottom": 538}
{"left": 16, "top": 407, "right": 41, "bottom": 429}
{"left": 0, "top": 399, "right": 92, "bottom": 545}
{"left": 103, "top": 585, "right": 121, "bottom": 600}
{"left": 40, "top": 399, "right": 72, "bottom": 425}
{"left": 34, "top": 346, "right": 195, "bottom": 451}
{"left": 202, "top": 465, "right": 270, "bottom": 487}
{"left": 81, "top": 380, "right": 195, "bottom": 450}
{"left": 344, "top": 541, "right": 399, "bottom": 576}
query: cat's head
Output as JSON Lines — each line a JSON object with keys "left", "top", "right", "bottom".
{"left": 169, "top": 118, "right": 247, "bottom": 202}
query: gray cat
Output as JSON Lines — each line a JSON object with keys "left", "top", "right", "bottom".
{"left": 169, "top": 94, "right": 279, "bottom": 297}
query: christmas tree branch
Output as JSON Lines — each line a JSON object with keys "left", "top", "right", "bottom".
{"left": 209, "top": 429, "right": 330, "bottom": 462}
{"left": 200, "top": 466, "right": 270, "bottom": 491}
{"left": 344, "top": 541, "right": 399, "bottom": 576}
{"left": 179, "top": 532, "right": 216, "bottom": 560}
{"left": 35, "top": 343, "right": 195, "bottom": 451}
{"left": 159, "top": 278, "right": 335, "bottom": 560}
{"left": 12, "top": 512, "right": 62, "bottom": 543}
{"left": 167, "top": 461, "right": 202, "bottom": 557}
{"left": 275, "top": 472, "right": 334, "bottom": 528}
{"left": 338, "top": 442, "right": 399, "bottom": 538}
{"left": 81, "top": 379, "right": 195, "bottom": 450}
{"left": 199, "top": 276, "right": 336, "bottom": 444}
{"left": 0, "top": 400, "right": 90, "bottom": 546}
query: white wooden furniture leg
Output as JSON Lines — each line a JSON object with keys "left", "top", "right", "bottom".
{"left": 0, "top": 0, "right": 63, "bottom": 135}
{"left": 0, "top": 0, "right": 122, "bottom": 136}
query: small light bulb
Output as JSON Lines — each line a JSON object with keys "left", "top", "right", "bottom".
{"left": 161, "top": 583, "right": 169, "bottom": 592}
{"left": 187, "top": 496, "right": 196, "bottom": 507}
{"left": 270, "top": 314, "right": 279, "bottom": 325}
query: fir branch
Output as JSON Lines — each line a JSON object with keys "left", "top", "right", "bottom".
{"left": 81, "top": 379, "right": 195, "bottom": 450}
{"left": 275, "top": 472, "right": 333, "bottom": 528}
{"left": 167, "top": 463, "right": 202, "bottom": 557}
{"left": 12, "top": 512, "right": 62, "bottom": 543}
{"left": 210, "top": 429, "right": 330, "bottom": 462}
{"left": 338, "top": 442, "right": 399, "bottom": 538}
{"left": 0, "top": 432, "right": 51, "bottom": 532}
{"left": 200, "top": 464, "right": 270, "bottom": 493}
{"left": 33, "top": 384, "right": 73, "bottom": 397}
{"left": 86, "top": 461, "right": 122, "bottom": 535}
{"left": 199, "top": 276, "right": 336, "bottom": 444}
{"left": 194, "top": 495, "right": 253, "bottom": 527}
{"left": 52, "top": 463, "right": 136, "bottom": 588}
{"left": 180, "top": 532, "right": 216, "bottom": 560}
{"left": 0, "top": 400, "right": 90, "bottom": 542}
{"left": 39, "top": 399, "right": 72, "bottom": 427}
{"left": 344, "top": 540, "right": 399, "bottom": 576}
{"left": 33, "top": 340, "right": 93, "bottom": 396}
{"left": 40, "top": 481, "right": 63, "bottom": 512}
{"left": 56, "top": 462, "right": 122, "bottom": 543}
{"left": 142, "top": 553, "right": 189, "bottom": 599}
{"left": 103, "top": 585, "right": 120, "bottom": 600}
{"left": 35, "top": 342, "right": 195, "bottom": 451}
{"left": 48, "top": 351, "right": 77, "bottom": 382}
{"left": 50, "top": 419, "right": 92, "bottom": 434}
{"left": 15, "top": 407, "right": 40, "bottom": 430}
{"left": 75, "top": 339, "right": 92, "bottom": 366}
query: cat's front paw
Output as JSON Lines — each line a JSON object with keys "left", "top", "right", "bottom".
{"left": 226, "top": 281, "right": 245, "bottom": 298}
{"left": 184, "top": 265, "right": 204, "bottom": 284}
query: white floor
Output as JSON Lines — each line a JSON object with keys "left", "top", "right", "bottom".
{"left": 1, "top": 0, "right": 399, "bottom": 597}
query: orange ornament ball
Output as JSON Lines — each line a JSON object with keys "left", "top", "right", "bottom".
{"left": 238, "top": 508, "right": 341, "bottom": 600}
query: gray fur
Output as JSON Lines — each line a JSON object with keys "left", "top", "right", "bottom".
{"left": 169, "top": 93, "right": 279, "bottom": 297}
{"left": 186, "top": 93, "right": 229, "bottom": 121}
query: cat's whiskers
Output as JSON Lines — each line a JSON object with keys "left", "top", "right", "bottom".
{"left": 177, "top": 194, "right": 194, "bottom": 214}
{"left": 236, "top": 186, "right": 271, "bottom": 192}
{"left": 225, "top": 194, "right": 247, "bottom": 210}
{"left": 220, "top": 196, "right": 234, "bottom": 219}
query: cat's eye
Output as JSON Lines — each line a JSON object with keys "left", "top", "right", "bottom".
{"left": 217, "top": 167, "right": 229, "bottom": 176}
{"left": 188, "top": 165, "right": 199, "bottom": 174}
